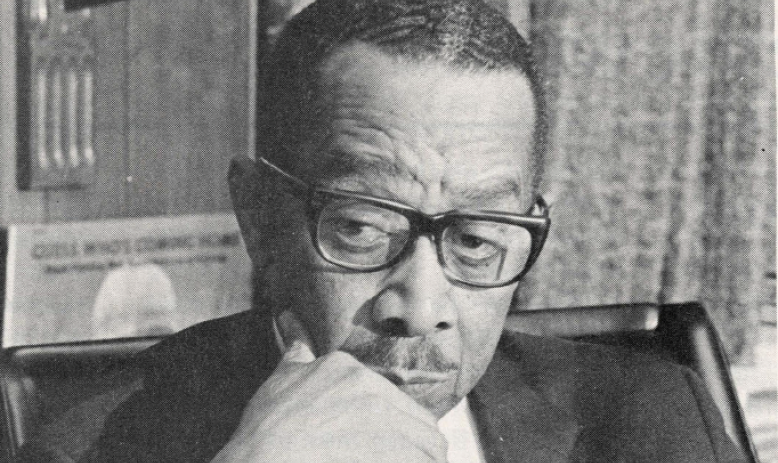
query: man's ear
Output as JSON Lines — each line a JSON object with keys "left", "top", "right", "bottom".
{"left": 229, "top": 156, "right": 266, "bottom": 261}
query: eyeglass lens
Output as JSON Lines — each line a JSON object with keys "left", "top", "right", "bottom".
{"left": 316, "top": 198, "right": 533, "bottom": 285}
{"left": 441, "top": 219, "right": 532, "bottom": 284}
{"left": 318, "top": 200, "right": 410, "bottom": 267}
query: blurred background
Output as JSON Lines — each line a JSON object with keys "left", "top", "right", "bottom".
{"left": 0, "top": 0, "right": 774, "bottom": 459}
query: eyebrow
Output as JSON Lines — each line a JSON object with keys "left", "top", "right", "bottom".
{"left": 314, "top": 151, "right": 526, "bottom": 209}
{"left": 444, "top": 177, "right": 524, "bottom": 210}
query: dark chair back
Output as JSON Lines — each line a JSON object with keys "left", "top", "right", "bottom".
{"left": 506, "top": 302, "right": 759, "bottom": 463}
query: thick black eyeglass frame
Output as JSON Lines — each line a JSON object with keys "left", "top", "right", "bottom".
{"left": 258, "top": 157, "right": 551, "bottom": 288}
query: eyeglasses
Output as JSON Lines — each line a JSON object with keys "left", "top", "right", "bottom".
{"left": 258, "top": 157, "right": 550, "bottom": 288}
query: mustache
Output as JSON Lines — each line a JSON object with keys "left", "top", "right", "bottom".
{"left": 341, "top": 336, "right": 458, "bottom": 373}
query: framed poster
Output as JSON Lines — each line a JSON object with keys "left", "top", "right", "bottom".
{"left": 2, "top": 213, "right": 252, "bottom": 346}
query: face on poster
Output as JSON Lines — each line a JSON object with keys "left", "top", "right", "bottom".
{"left": 2, "top": 213, "right": 252, "bottom": 346}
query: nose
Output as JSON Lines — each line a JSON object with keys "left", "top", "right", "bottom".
{"left": 371, "top": 236, "right": 456, "bottom": 337}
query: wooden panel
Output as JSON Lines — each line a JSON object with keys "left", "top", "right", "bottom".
{"left": 48, "top": 1, "right": 129, "bottom": 221}
{"left": 125, "top": 0, "right": 250, "bottom": 217}
{"left": 0, "top": 0, "right": 46, "bottom": 226}
{"left": 4, "top": 0, "right": 254, "bottom": 224}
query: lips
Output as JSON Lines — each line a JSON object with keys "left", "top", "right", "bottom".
{"left": 341, "top": 333, "right": 459, "bottom": 386}
{"left": 367, "top": 365, "right": 455, "bottom": 385}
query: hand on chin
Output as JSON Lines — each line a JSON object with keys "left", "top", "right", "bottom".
{"left": 210, "top": 311, "right": 449, "bottom": 463}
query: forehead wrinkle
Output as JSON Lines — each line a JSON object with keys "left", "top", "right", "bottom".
{"left": 331, "top": 122, "right": 395, "bottom": 157}
{"left": 439, "top": 140, "right": 524, "bottom": 160}
{"left": 443, "top": 175, "right": 525, "bottom": 210}
{"left": 320, "top": 48, "right": 528, "bottom": 157}
{"left": 313, "top": 149, "right": 526, "bottom": 211}
{"left": 312, "top": 150, "right": 406, "bottom": 187}
{"left": 322, "top": 118, "right": 447, "bottom": 197}
{"left": 307, "top": 43, "right": 535, "bottom": 210}
{"left": 330, "top": 92, "right": 434, "bottom": 156}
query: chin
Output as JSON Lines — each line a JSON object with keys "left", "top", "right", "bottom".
{"left": 399, "top": 379, "right": 461, "bottom": 419}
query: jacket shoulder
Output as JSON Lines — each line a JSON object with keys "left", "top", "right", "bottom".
{"left": 498, "top": 332, "right": 745, "bottom": 462}
{"left": 82, "top": 311, "right": 279, "bottom": 463}
{"left": 139, "top": 310, "right": 275, "bottom": 388}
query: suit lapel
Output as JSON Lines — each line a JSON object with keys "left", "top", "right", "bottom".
{"left": 469, "top": 335, "right": 582, "bottom": 463}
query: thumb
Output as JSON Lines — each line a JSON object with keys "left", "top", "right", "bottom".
{"left": 276, "top": 310, "right": 316, "bottom": 363}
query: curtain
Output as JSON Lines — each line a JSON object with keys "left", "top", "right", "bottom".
{"left": 520, "top": 0, "right": 775, "bottom": 362}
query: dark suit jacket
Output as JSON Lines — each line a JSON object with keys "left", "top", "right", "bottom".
{"left": 24, "top": 309, "right": 745, "bottom": 463}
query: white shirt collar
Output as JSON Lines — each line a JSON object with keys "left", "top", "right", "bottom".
{"left": 438, "top": 397, "right": 487, "bottom": 463}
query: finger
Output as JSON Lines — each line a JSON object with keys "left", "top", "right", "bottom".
{"left": 276, "top": 310, "right": 316, "bottom": 363}
{"left": 333, "top": 361, "right": 439, "bottom": 428}
{"left": 344, "top": 394, "right": 447, "bottom": 461}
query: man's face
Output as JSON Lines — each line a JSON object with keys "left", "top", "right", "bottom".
{"left": 255, "top": 43, "right": 536, "bottom": 418}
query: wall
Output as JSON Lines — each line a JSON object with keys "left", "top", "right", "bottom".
{"left": 1, "top": 0, "right": 252, "bottom": 225}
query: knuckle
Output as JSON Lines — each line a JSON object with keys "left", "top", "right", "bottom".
{"left": 433, "top": 436, "right": 448, "bottom": 461}
{"left": 326, "top": 350, "right": 360, "bottom": 366}
{"left": 308, "top": 351, "right": 363, "bottom": 381}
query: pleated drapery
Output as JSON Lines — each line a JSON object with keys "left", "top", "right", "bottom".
{"left": 519, "top": 0, "right": 775, "bottom": 362}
